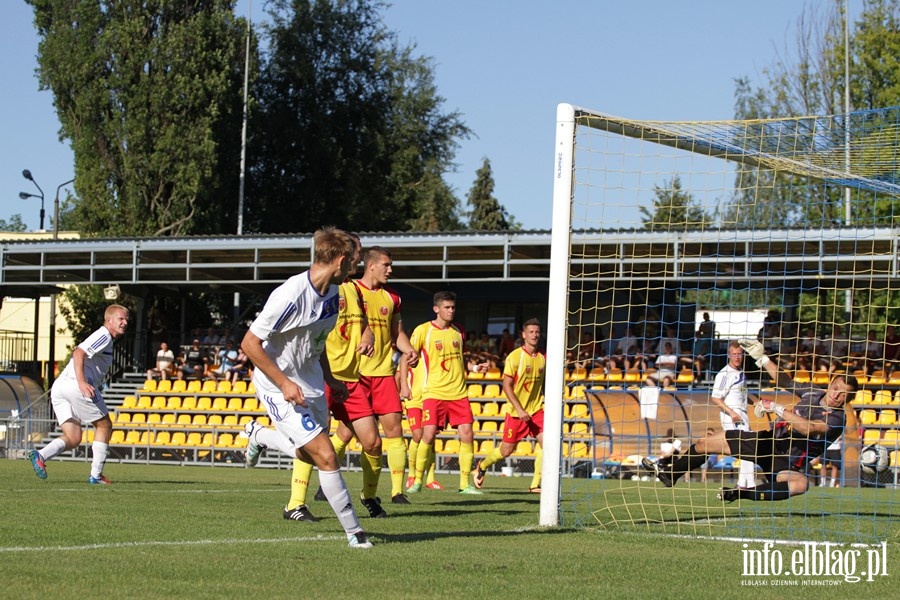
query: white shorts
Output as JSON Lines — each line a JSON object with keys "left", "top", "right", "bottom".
{"left": 720, "top": 409, "right": 750, "bottom": 431}
{"left": 50, "top": 381, "right": 108, "bottom": 426}
{"left": 258, "top": 391, "right": 326, "bottom": 449}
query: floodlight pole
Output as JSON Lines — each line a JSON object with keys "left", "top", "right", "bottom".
{"left": 47, "top": 178, "right": 74, "bottom": 388}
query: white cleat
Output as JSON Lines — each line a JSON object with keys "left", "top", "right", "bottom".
{"left": 243, "top": 420, "right": 265, "bottom": 467}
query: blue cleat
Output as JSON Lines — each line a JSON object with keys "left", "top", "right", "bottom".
{"left": 88, "top": 474, "right": 111, "bottom": 485}
{"left": 28, "top": 450, "right": 47, "bottom": 479}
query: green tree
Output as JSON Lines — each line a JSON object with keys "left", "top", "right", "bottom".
{"left": 466, "top": 158, "right": 515, "bottom": 230}
{"left": 28, "top": 0, "right": 249, "bottom": 237}
{"left": 638, "top": 175, "right": 710, "bottom": 231}
{"left": 246, "top": 0, "right": 469, "bottom": 233}
{"left": 0, "top": 215, "right": 29, "bottom": 232}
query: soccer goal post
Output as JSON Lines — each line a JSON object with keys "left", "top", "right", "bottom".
{"left": 543, "top": 102, "right": 900, "bottom": 543}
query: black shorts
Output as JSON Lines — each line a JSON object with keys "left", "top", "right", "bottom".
{"left": 724, "top": 429, "right": 792, "bottom": 478}
{"left": 823, "top": 448, "right": 842, "bottom": 465}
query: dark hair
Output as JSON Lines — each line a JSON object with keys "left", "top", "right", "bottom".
{"left": 522, "top": 318, "right": 541, "bottom": 330}
{"left": 433, "top": 290, "right": 456, "bottom": 305}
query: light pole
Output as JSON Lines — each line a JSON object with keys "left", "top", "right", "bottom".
{"left": 20, "top": 169, "right": 46, "bottom": 230}
{"left": 47, "top": 178, "right": 75, "bottom": 389}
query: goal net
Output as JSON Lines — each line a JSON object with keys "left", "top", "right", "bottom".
{"left": 541, "top": 103, "right": 900, "bottom": 544}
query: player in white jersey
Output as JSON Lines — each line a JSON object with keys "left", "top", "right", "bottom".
{"left": 241, "top": 227, "right": 372, "bottom": 549}
{"left": 28, "top": 304, "right": 130, "bottom": 484}
{"left": 709, "top": 339, "right": 756, "bottom": 488}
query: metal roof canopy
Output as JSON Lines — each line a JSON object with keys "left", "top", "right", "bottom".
{"left": 1, "top": 227, "right": 898, "bottom": 299}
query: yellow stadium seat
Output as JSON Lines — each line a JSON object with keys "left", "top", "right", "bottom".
{"left": 124, "top": 431, "right": 141, "bottom": 445}
{"left": 566, "top": 367, "right": 588, "bottom": 381}
{"left": 892, "top": 450, "right": 900, "bottom": 467}
{"left": 484, "top": 367, "right": 502, "bottom": 380}
{"left": 570, "top": 385, "right": 587, "bottom": 399}
{"left": 147, "top": 413, "right": 162, "bottom": 425}
{"left": 442, "top": 439, "right": 460, "bottom": 454}
{"left": 881, "top": 430, "right": 900, "bottom": 447}
{"left": 137, "top": 396, "right": 153, "bottom": 409}
{"left": 154, "top": 431, "right": 171, "bottom": 445}
{"left": 139, "top": 431, "right": 152, "bottom": 445}
{"left": 217, "top": 380, "right": 232, "bottom": 393}
{"left": 232, "top": 380, "right": 248, "bottom": 394}
{"left": 131, "top": 413, "right": 146, "bottom": 425}
{"left": 176, "top": 414, "right": 192, "bottom": 427}
{"left": 196, "top": 397, "right": 212, "bottom": 411}
{"left": 207, "top": 414, "right": 223, "bottom": 426}
{"left": 239, "top": 415, "right": 254, "bottom": 427}
{"left": 605, "top": 368, "right": 623, "bottom": 383}
{"left": 811, "top": 372, "right": 830, "bottom": 385}
{"left": 854, "top": 390, "right": 874, "bottom": 406}
{"left": 868, "top": 371, "right": 886, "bottom": 385}
{"left": 187, "top": 380, "right": 203, "bottom": 393}
{"left": 570, "top": 442, "right": 589, "bottom": 458}
{"left": 470, "top": 402, "right": 482, "bottom": 416}
{"left": 793, "top": 370, "right": 811, "bottom": 383}
{"left": 247, "top": 382, "right": 256, "bottom": 394}
{"left": 623, "top": 369, "right": 642, "bottom": 383}
{"left": 232, "top": 436, "right": 248, "bottom": 449}
{"left": 202, "top": 380, "right": 218, "bottom": 393}
{"left": 157, "top": 380, "right": 173, "bottom": 393}
{"left": 172, "top": 380, "right": 187, "bottom": 393}
{"left": 200, "top": 433, "right": 215, "bottom": 447}
{"left": 116, "top": 412, "right": 131, "bottom": 425}
{"left": 483, "top": 384, "right": 502, "bottom": 398}
{"left": 122, "top": 395, "right": 137, "bottom": 409}
{"left": 859, "top": 409, "right": 878, "bottom": 425}
{"left": 470, "top": 421, "right": 480, "bottom": 433}
{"left": 109, "top": 430, "right": 126, "bottom": 445}
{"left": 227, "top": 397, "right": 243, "bottom": 412}
{"left": 569, "top": 403, "right": 589, "bottom": 420}
{"left": 468, "top": 370, "right": 485, "bottom": 380}
{"left": 480, "top": 421, "right": 499, "bottom": 434}
{"left": 243, "top": 397, "right": 259, "bottom": 412}
{"left": 879, "top": 409, "right": 897, "bottom": 426}
{"left": 874, "top": 390, "right": 893, "bottom": 406}
{"left": 467, "top": 384, "right": 484, "bottom": 398}
{"left": 181, "top": 396, "right": 197, "bottom": 410}
{"left": 212, "top": 397, "right": 228, "bottom": 411}
{"left": 215, "top": 433, "right": 234, "bottom": 447}
{"left": 186, "top": 432, "right": 203, "bottom": 446}
{"left": 192, "top": 415, "right": 207, "bottom": 428}
{"left": 481, "top": 402, "right": 500, "bottom": 417}
{"left": 81, "top": 429, "right": 94, "bottom": 444}
{"left": 432, "top": 440, "right": 443, "bottom": 453}
{"left": 479, "top": 440, "right": 495, "bottom": 456}
{"left": 152, "top": 396, "right": 167, "bottom": 409}
{"left": 142, "top": 379, "right": 158, "bottom": 392}
{"left": 862, "top": 429, "right": 882, "bottom": 444}
{"left": 166, "top": 397, "right": 182, "bottom": 410}
{"left": 570, "top": 421, "right": 590, "bottom": 436}
{"left": 223, "top": 415, "right": 239, "bottom": 427}
{"left": 170, "top": 431, "right": 187, "bottom": 446}
{"left": 257, "top": 416, "right": 270, "bottom": 426}
{"left": 161, "top": 413, "right": 177, "bottom": 427}
{"left": 514, "top": 441, "right": 533, "bottom": 456}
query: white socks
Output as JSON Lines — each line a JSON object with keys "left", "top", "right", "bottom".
{"left": 39, "top": 437, "right": 67, "bottom": 461}
{"left": 90, "top": 441, "right": 109, "bottom": 478}
{"left": 318, "top": 468, "right": 362, "bottom": 535}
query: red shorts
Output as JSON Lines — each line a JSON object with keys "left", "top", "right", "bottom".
{"left": 423, "top": 397, "right": 473, "bottom": 428}
{"left": 406, "top": 406, "right": 423, "bottom": 432}
{"left": 328, "top": 375, "right": 401, "bottom": 423}
{"left": 502, "top": 409, "right": 544, "bottom": 444}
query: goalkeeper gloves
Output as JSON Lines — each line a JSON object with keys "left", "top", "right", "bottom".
{"left": 754, "top": 400, "right": 785, "bottom": 418}
{"left": 738, "top": 338, "right": 770, "bottom": 368}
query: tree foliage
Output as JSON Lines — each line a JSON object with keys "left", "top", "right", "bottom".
{"left": 28, "top": 0, "right": 249, "bottom": 237}
{"left": 245, "top": 0, "right": 470, "bottom": 234}
{"left": 0, "top": 215, "right": 29, "bottom": 233}
{"left": 466, "top": 158, "right": 514, "bottom": 230}
{"left": 639, "top": 175, "right": 711, "bottom": 231}
{"left": 725, "top": 0, "right": 900, "bottom": 228}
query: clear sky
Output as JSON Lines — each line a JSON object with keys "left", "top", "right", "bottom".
{"left": 1, "top": 1, "right": 838, "bottom": 233}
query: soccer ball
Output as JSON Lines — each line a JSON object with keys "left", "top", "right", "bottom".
{"left": 860, "top": 444, "right": 890, "bottom": 475}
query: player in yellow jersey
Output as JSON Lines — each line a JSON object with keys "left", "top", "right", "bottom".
{"left": 328, "top": 246, "right": 418, "bottom": 512}
{"left": 472, "top": 319, "right": 546, "bottom": 492}
{"left": 406, "top": 291, "right": 482, "bottom": 495}
{"left": 398, "top": 350, "right": 443, "bottom": 490}
{"left": 282, "top": 234, "right": 373, "bottom": 522}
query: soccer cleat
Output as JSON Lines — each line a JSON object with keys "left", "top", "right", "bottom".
{"left": 313, "top": 486, "right": 327, "bottom": 502}
{"left": 405, "top": 475, "right": 416, "bottom": 490}
{"left": 347, "top": 531, "right": 373, "bottom": 549}
{"left": 391, "top": 493, "right": 411, "bottom": 505}
{"left": 425, "top": 480, "right": 445, "bottom": 491}
{"left": 28, "top": 450, "right": 47, "bottom": 480}
{"left": 528, "top": 486, "right": 542, "bottom": 494}
{"left": 459, "top": 485, "right": 484, "bottom": 495}
{"left": 283, "top": 504, "right": 320, "bottom": 522}
{"left": 243, "top": 420, "right": 266, "bottom": 467}
{"left": 642, "top": 457, "right": 673, "bottom": 488}
{"left": 88, "top": 474, "right": 111, "bottom": 485}
{"left": 406, "top": 481, "right": 422, "bottom": 493}
{"left": 717, "top": 488, "right": 739, "bottom": 503}
{"left": 472, "top": 461, "right": 486, "bottom": 489}
{"left": 360, "top": 495, "right": 388, "bottom": 518}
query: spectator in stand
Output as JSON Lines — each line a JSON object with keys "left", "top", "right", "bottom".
{"left": 647, "top": 342, "right": 678, "bottom": 388}
{"left": 817, "top": 324, "right": 849, "bottom": 374}
{"left": 883, "top": 325, "right": 900, "bottom": 374}
{"left": 611, "top": 326, "right": 639, "bottom": 370}
{"left": 475, "top": 331, "right": 498, "bottom": 356}
{"left": 464, "top": 330, "right": 479, "bottom": 354}
{"left": 146, "top": 342, "right": 175, "bottom": 381}
{"left": 201, "top": 326, "right": 220, "bottom": 346}
{"left": 208, "top": 338, "right": 239, "bottom": 380}
{"left": 498, "top": 328, "right": 516, "bottom": 360}
{"left": 694, "top": 312, "right": 715, "bottom": 379}
{"left": 178, "top": 338, "right": 208, "bottom": 380}
{"left": 228, "top": 347, "right": 251, "bottom": 384}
